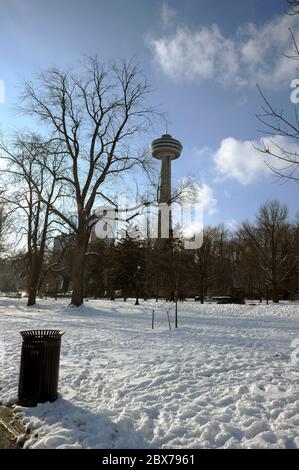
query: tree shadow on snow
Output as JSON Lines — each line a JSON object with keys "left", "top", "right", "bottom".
{"left": 25, "top": 398, "right": 149, "bottom": 449}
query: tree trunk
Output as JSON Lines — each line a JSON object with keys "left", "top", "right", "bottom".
{"left": 272, "top": 272, "right": 279, "bottom": 303}
{"left": 272, "top": 284, "right": 280, "bottom": 303}
{"left": 26, "top": 259, "right": 41, "bottom": 307}
{"left": 27, "top": 285, "right": 38, "bottom": 306}
{"left": 199, "top": 282, "right": 205, "bottom": 304}
{"left": 71, "top": 252, "right": 86, "bottom": 306}
{"left": 71, "top": 227, "right": 88, "bottom": 307}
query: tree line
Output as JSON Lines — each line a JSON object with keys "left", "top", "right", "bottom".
{"left": 82, "top": 199, "right": 299, "bottom": 303}
{"left": 0, "top": 191, "right": 298, "bottom": 304}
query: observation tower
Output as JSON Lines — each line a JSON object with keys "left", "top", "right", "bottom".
{"left": 150, "top": 133, "right": 183, "bottom": 238}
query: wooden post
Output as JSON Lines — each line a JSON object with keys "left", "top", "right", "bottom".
{"left": 152, "top": 310, "right": 155, "bottom": 329}
{"left": 167, "top": 310, "right": 172, "bottom": 330}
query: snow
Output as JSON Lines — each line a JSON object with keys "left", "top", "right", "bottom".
{"left": 0, "top": 297, "right": 298, "bottom": 449}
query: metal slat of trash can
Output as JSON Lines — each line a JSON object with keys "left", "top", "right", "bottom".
{"left": 18, "top": 330, "right": 64, "bottom": 407}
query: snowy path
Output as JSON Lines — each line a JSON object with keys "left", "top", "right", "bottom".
{"left": 0, "top": 298, "right": 298, "bottom": 449}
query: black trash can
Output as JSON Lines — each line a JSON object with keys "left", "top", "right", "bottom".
{"left": 18, "top": 330, "right": 64, "bottom": 407}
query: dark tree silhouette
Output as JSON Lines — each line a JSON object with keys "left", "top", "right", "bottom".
{"left": 19, "top": 58, "right": 156, "bottom": 306}
{"left": 256, "top": 1, "right": 299, "bottom": 183}
{"left": 0, "top": 133, "right": 68, "bottom": 306}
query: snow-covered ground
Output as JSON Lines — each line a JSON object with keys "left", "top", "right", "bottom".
{"left": 0, "top": 297, "right": 298, "bottom": 449}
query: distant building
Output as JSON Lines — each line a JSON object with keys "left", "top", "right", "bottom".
{"left": 53, "top": 233, "right": 75, "bottom": 252}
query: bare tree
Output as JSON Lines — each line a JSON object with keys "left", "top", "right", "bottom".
{"left": 0, "top": 133, "right": 68, "bottom": 306}
{"left": 0, "top": 196, "right": 11, "bottom": 256}
{"left": 256, "top": 1, "right": 299, "bottom": 182}
{"left": 240, "top": 200, "right": 298, "bottom": 303}
{"left": 256, "top": 85, "right": 299, "bottom": 183}
{"left": 18, "top": 58, "right": 156, "bottom": 306}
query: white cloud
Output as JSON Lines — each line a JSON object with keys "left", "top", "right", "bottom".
{"left": 173, "top": 180, "right": 216, "bottom": 240}
{"left": 161, "top": 3, "right": 176, "bottom": 28}
{"left": 181, "top": 180, "right": 217, "bottom": 215}
{"left": 213, "top": 137, "right": 267, "bottom": 184}
{"left": 213, "top": 135, "right": 299, "bottom": 185}
{"left": 198, "top": 182, "right": 217, "bottom": 215}
{"left": 149, "top": 13, "right": 299, "bottom": 88}
{"left": 239, "top": 15, "right": 299, "bottom": 86}
{"left": 150, "top": 25, "right": 239, "bottom": 85}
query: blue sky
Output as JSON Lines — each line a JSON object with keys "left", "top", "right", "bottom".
{"left": 0, "top": 0, "right": 298, "bottom": 228}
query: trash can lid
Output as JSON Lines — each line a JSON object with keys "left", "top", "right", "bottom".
{"left": 20, "top": 329, "right": 64, "bottom": 339}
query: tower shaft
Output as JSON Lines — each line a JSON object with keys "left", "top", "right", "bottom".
{"left": 160, "top": 155, "right": 171, "bottom": 203}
